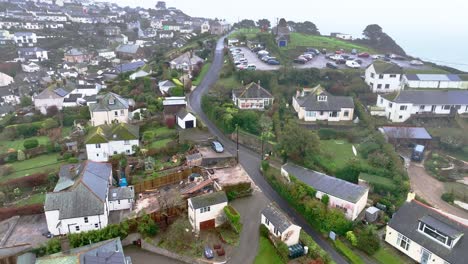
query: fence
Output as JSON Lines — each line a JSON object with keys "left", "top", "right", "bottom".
{"left": 230, "top": 130, "right": 275, "bottom": 155}
{"left": 133, "top": 167, "right": 203, "bottom": 194}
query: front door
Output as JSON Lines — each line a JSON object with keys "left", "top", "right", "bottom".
{"left": 420, "top": 249, "right": 431, "bottom": 264}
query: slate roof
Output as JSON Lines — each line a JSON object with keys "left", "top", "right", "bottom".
{"left": 114, "top": 61, "right": 145, "bottom": 73}
{"left": 63, "top": 93, "right": 82, "bottom": 103}
{"left": 18, "top": 47, "right": 46, "bottom": 53}
{"left": 232, "top": 82, "right": 273, "bottom": 99}
{"left": 89, "top": 92, "right": 129, "bottom": 112}
{"left": 380, "top": 126, "right": 432, "bottom": 140}
{"left": 388, "top": 201, "right": 468, "bottom": 264}
{"left": 65, "top": 48, "right": 87, "bottom": 56}
{"left": 405, "top": 74, "right": 462, "bottom": 82}
{"left": 295, "top": 85, "right": 354, "bottom": 111}
{"left": 116, "top": 44, "right": 140, "bottom": 54}
{"left": 282, "top": 163, "right": 368, "bottom": 203}
{"left": 108, "top": 186, "right": 134, "bottom": 201}
{"left": 370, "top": 61, "right": 403, "bottom": 74}
{"left": 34, "top": 88, "right": 63, "bottom": 100}
{"left": 171, "top": 51, "right": 203, "bottom": 66}
{"left": 45, "top": 161, "right": 112, "bottom": 219}
{"left": 177, "top": 108, "right": 193, "bottom": 119}
{"left": 54, "top": 163, "right": 84, "bottom": 192}
{"left": 189, "top": 191, "right": 227, "bottom": 209}
{"left": 85, "top": 123, "right": 139, "bottom": 144}
{"left": 393, "top": 90, "right": 468, "bottom": 105}
{"left": 261, "top": 204, "right": 294, "bottom": 233}
{"left": 36, "top": 238, "right": 127, "bottom": 264}
{"left": 159, "top": 80, "right": 176, "bottom": 88}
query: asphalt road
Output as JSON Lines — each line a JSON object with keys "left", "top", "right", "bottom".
{"left": 189, "top": 37, "right": 348, "bottom": 264}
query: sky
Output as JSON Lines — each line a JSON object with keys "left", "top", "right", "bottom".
{"left": 109, "top": 0, "right": 468, "bottom": 71}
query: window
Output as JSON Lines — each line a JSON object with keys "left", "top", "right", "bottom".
{"left": 120, "top": 109, "right": 125, "bottom": 116}
{"left": 379, "top": 74, "right": 384, "bottom": 79}
{"left": 95, "top": 144, "right": 101, "bottom": 148}
{"left": 399, "top": 115, "right": 403, "bottom": 119}
{"left": 390, "top": 74, "right": 397, "bottom": 78}
{"left": 75, "top": 226, "right": 80, "bottom": 231}
{"left": 330, "top": 111, "right": 338, "bottom": 117}
{"left": 420, "top": 105, "right": 425, "bottom": 110}
{"left": 397, "top": 233, "right": 411, "bottom": 250}
{"left": 389, "top": 103, "right": 393, "bottom": 108}
{"left": 113, "top": 151, "right": 118, "bottom": 154}
{"left": 380, "top": 98, "right": 383, "bottom": 104}
{"left": 385, "top": 84, "right": 390, "bottom": 89}
{"left": 118, "top": 200, "right": 121, "bottom": 204}
{"left": 265, "top": 218, "right": 270, "bottom": 226}
{"left": 443, "top": 105, "right": 450, "bottom": 110}
{"left": 344, "top": 111, "right": 349, "bottom": 117}
{"left": 318, "top": 95, "right": 327, "bottom": 101}
{"left": 126, "top": 149, "right": 130, "bottom": 154}
{"left": 370, "top": 82, "right": 374, "bottom": 87}
{"left": 377, "top": 84, "right": 382, "bottom": 89}
{"left": 400, "top": 105, "right": 407, "bottom": 111}
{"left": 96, "top": 153, "right": 99, "bottom": 157}
{"left": 124, "top": 140, "right": 130, "bottom": 145}
{"left": 200, "top": 206, "right": 211, "bottom": 213}
{"left": 305, "top": 111, "right": 316, "bottom": 117}
{"left": 320, "top": 111, "right": 324, "bottom": 115}
{"left": 95, "top": 223, "right": 99, "bottom": 228}
{"left": 84, "top": 217, "right": 88, "bottom": 223}
{"left": 114, "top": 111, "right": 118, "bottom": 116}
{"left": 370, "top": 73, "right": 375, "bottom": 78}
{"left": 274, "top": 227, "right": 279, "bottom": 236}
{"left": 419, "top": 222, "right": 452, "bottom": 247}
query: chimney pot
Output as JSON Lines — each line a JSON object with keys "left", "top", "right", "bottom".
{"left": 406, "top": 191, "right": 415, "bottom": 202}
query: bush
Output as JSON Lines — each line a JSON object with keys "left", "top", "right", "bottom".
{"left": 261, "top": 160, "right": 270, "bottom": 172}
{"left": 23, "top": 139, "right": 39, "bottom": 149}
{"left": 0, "top": 204, "right": 44, "bottom": 221}
{"left": 259, "top": 224, "right": 270, "bottom": 238}
{"left": 137, "top": 214, "right": 159, "bottom": 237}
{"left": 321, "top": 194, "right": 329, "bottom": 206}
{"left": 0, "top": 173, "right": 48, "bottom": 188}
{"left": 276, "top": 240, "right": 289, "bottom": 262}
{"left": 334, "top": 239, "right": 364, "bottom": 264}
{"left": 356, "top": 226, "right": 380, "bottom": 255}
{"left": 359, "top": 142, "right": 380, "bottom": 159}
{"left": 299, "top": 230, "right": 333, "bottom": 264}
{"left": 318, "top": 128, "right": 345, "bottom": 140}
{"left": 441, "top": 193, "right": 455, "bottom": 203}
{"left": 42, "top": 118, "right": 59, "bottom": 129}
{"left": 346, "top": 231, "right": 358, "bottom": 246}
{"left": 68, "top": 157, "right": 79, "bottom": 164}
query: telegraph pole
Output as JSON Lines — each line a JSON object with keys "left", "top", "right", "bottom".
{"left": 236, "top": 125, "right": 239, "bottom": 164}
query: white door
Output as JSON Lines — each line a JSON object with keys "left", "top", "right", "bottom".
{"left": 420, "top": 249, "right": 431, "bottom": 264}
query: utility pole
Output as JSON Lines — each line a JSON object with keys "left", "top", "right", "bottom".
{"left": 236, "top": 125, "right": 239, "bottom": 164}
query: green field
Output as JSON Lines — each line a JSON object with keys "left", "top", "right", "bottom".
{"left": 404, "top": 66, "right": 450, "bottom": 74}
{"left": 0, "top": 136, "right": 50, "bottom": 153}
{"left": 445, "top": 182, "right": 468, "bottom": 202}
{"left": 144, "top": 127, "right": 177, "bottom": 139}
{"left": 334, "top": 239, "right": 364, "bottom": 264}
{"left": 14, "top": 193, "right": 46, "bottom": 206}
{"left": 319, "top": 140, "right": 360, "bottom": 172}
{"left": 359, "top": 173, "right": 396, "bottom": 189}
{"left": 254, "top": 236, "right": 284, "bottom": 264}
{"left": 284, "top": 33, "right": 376, "bottom": 54}
{"left": 373, "top": 244, "right": 410, "bottom": 264}
{"left": 149, "top": 139, "right": 173, "bottom": 149}
{"left": 193, "top": 62, "right": 212, "bottom": 86}
{"left": 231, "top": 28, "right": 261, "bottom": 40}
{"left": 1, "top": 154, "right": 63, "bottom": 183}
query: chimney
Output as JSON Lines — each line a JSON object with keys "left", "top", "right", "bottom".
{"left": 257, "top": 80, "right": 261, "bottom": 86}
{"left": 60, "top": 237, "right": 71, "bottom": 254}
{"left": 406, "top": 191, "right": 415, "bottom": 202}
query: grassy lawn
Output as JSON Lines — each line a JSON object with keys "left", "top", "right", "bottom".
{"left": 404, "top": 66, "right": 450, "bottom": 74}
{"left": 143, "top": 126, "right": 176, "bottom": 140}
{"left": 193, "top": 62, "right": 212, "bottom": 86}
{"left": 14, "top": 193, "right": 46, "bottom": 206}
{"left": 284, "top": 33, "right": 376, "bottom": 54}
{"left": 217, "top": 76, "right": 241, "bottom": 89}
{"left": 359, "top": 173, "right": 396, "bottom": 190}
{"left": 149, "top": 139, "right": 173, "bottom": 149}
{"left": 254, "top": 236, "right": 284, "bottom": 264}
{"left": 373, "top": 244, "right": 410, "bottom": 264}
{"left": 231, "top": 28, "right": 261, "bottom": 40}
{"left": 1, "top": 154, "right": 63, "bottom": 182}
{"left": 0, "top": 136, "right": 50, "bottom": 152}
{"left": 334, "top": 239, "right": 364, "bottom": 264}
{"left": 319, "top": 140, "right": 360, "bottom": 171}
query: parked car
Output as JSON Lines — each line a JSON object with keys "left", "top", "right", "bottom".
{"left": 336, "top": 58, "right": 346, "bottom": 64}
{"left": 335, "top": 50, "right": 344, "bottom": 54}
{"left": 371, "top": 54, "right": 384, "bottom": 59}
{"left": 358, "top": 52, "right": 370, "bottom": 58}
{"left": 329, "top": 54, "right": 343, "bottom": 61}
{"left": 211, "top": 141, "right": 224, "bottom": 153}
{"left": 261, "top": 56, "right": 271, "bottom": 62}
{"left": 341, "top": 55, "right": 350, "bottom": 60}
{"left": 346, "top": 60, "right": 360, "bottom": 69}
{"left": 294, "top": 57, "right": 307, "bottom": 64}
{"left": 246, "top": 64, "right": 256, "bottom": 70}
{"left": 411, "top": 145, "right": 425, "bottom": 162}
{"left": 306, "top": 48, "right": 320, "bottom": 55}
{"left": 351, "top": 49, "right": 358, "bottom": 55}
{"left": 321, "top": 48, "right": 327, "bottom": 54}
{"left": 410, "top": 60, "right": 424, "bottom": 66}
{"left": 42, "top": 231, "right": 53, "bottom": 238}
{"left": 267, "top": 59, "right": 280, "bottom": 65}
{"left": 355, "top": 59, "right": 363, "bottom": 64}
{"left": 239, "top": 58, "right": 248, "bottom": 63}
{"left": 326, "top": 62, "right": 338, "bottom": 69}
{"left": 257, "top": 50, "right": 269, "bottom": 55}
{"left": 236, "top": 64, "right": 246, "bottom": 70}
{"left": 204, "top": 246, "right": 214, "bottom": 259}
{"left": 302, "top": 54, "right": 314, "bottom": 60}
{"left": 252, "top": 47, "right": 262, "bottom": 52}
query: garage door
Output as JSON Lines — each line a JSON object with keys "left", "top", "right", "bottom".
{"left": 199, "top": 219, "right": 215, "bottom": 230}
{"left": 185, "top": 120, "right": 194, "bottom": 129}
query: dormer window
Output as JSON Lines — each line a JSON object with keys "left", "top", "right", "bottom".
{"left": 109, "top": 98, "right": 115, "bottom": 105}
{"left": 317, "top": 95, "right": 327, "bottom": 102}
{"left": 418, "top": 216, "right": 463, "bottom": 248}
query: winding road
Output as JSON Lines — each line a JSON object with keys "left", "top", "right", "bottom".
{"left": 188, "top": 37, "right": 348, "bottom": 264}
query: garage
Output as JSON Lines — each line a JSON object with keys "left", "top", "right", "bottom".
{"left": 177, "top": 108, "right": 197, "bottom": 129}
{"left": 199, "top": 219, "right": 215, "bottom": 230}
{"left": 185, "top": 120, "right": 194, "bottom": 128}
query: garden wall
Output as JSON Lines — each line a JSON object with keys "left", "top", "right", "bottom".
{"left": 133, "top": 167, "right": 203, "bottom": 194}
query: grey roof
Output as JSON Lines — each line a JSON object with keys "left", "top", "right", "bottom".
{"left": 232, "top": 82, "right": 273, "bottom": 99}
{"left": 108, "top": 186, "right": 135, "bottom": 201}
{"left": 159, "top": 80, "right": 176, "bottom": 88}
{"left": 65, "top": 48, "right": 87, "bottom": 56}
{"left": 54, "top": 163, "right": 84, "bottom": 192}
{"left": 388, "top": 201, "right": 468, "bottom": 263}
{"left": 380, "top": 126, "right": 432, "bottom": 140}
{"left": 393, "top": 90, "right": 468, "bottom": 105}
{"left": 89, "top": 93, "right": 129, "bottom": 112}
{"left": 45, "top": 162, "right": 112, "bottom": 219}
{"left": 282, "top": 163, "right": 368, "bottom": 203}
{"left": 14, "top": 32, "right": 34, "bottom": 37}
{"left": 18, "top": 47, "right": 46, "bottom": 52}
{"left": 115, "top": 61, "right": 145, "bottom": 73}
{"left": 34, "top": 88, "right": 62, "bottom": 100}
{"left": 63, "top": 93, "right": 82, "bottom": 103}
{"left": 262, "top": 204, "right": 294, "bottom": 233}
{"left": 189, "top": 191, "right": 227, "bottom": 209}
{"left": 177, "top": 108, "right": 192, "bottom": 119}
{"left": 295, "top": 86, "right": 354, "bottom": 111}
{"left": 370, "top": 61, "right": 403, "bottom": 74}
{"left": 405, "top": 74, "right": 462, "bottom": 82}
{"left": 420, "top": 215, "right": 463, "bottom": 238}
{"left": 54, "top": 87, "right": 70, "bottom": 97}
{"left": 171, "top": 51, "right": 203, "bottom": 66}
{"left": 116, "top": 44, "right": 140, "bottom": 54}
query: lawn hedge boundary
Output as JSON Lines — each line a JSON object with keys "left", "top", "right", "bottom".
{"left": 0, "top": 204, "right": 44, "bottom": 221}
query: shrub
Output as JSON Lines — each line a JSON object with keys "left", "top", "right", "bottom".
{"left": 0, "top": 165, "right": 14, "bottom": 177}
{"left": 259, "top": 224, "right": 270, "bottom": 238}
{"left": 261, "top": 160, "right": 270, "bottom": 172}
{"left": 334, "top": 239, "right": 364, "bottom": 264}
{"left": 276, "top": 240, "right": 289, "bottom": 262}
{"left": 0, "top": 204, "right": 44, "bottom": 221}
{"left": 346, "top": 231, "right": 358, "bottom": 246}
{"left": 42, "top": 118, "right": 59, "bottom": 129}
{"left": 137, "top": 214, "right": 159, "bottom": 237}
{"left": 62, "top": 152, "right": 72, "bottom": 160}
{"left": 23, "top": 139, "right": 39, "bottom": 149}
{"left": 68, "top": 157, "right": 79, "bottom": 164}
{"left": 356, "top": 226, "right": 380, "bottom": 255}
{"left": 359, "top": 142, "right": 380, "bottom": 159}
{"left": 299, "top": 230, "right": 333, "bottom": 264}
{"left": 441, "top": 193, "right": 455, "bottom": 203}
{"left": 321, "top": 194, "right": 329, "bottom": 206}
{"left": 0, "top": 173, "right": 48, "bottom": 188}
{"left": 318, "top": 128, "right": 345, "bottom": 140}
{"left": 17, "top": 150, "right": 26, "bottom": 161}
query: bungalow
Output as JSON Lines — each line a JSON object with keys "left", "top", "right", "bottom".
{"left": 115, "top": 44, "right": 144, "bottom": 60}
{"left": 13, "top": 32, "right": 37, "bottom": 47}
{"left": 232, "top": 82, "right": 274, "bottom": 110}
{"left": 170, "top": 51, "right": 203, "bottom": 72}
{"left": 379, "top": 126, "right": 432, "bottom": 147}
{"left": 188, "top": 191, "right": 228, "bottom": 233}
{"left": 375, "top": 90, "right": 468, "bottom": 122}
{"left": 281, "top": 163, "right": 369, "bottom": 220}
{"left": 176, "top": 108, "right": 197, "bottom": 129}
{"left": 89, "top": 92, "right": 131, "bottom": 126}
{"left": 0, "top": 72, "right": 14, "bottom": 87}
{"left": 158, "top": 80, "right": 176, "bottom": 94}
{"left": 403, "top": 74, "right": 466, "bottom": 89}
{"left": 365, "top": 61, "right": 403, "bottom": 93}
{"left": 385, "top": 197, "right": 468, "bottom": 264}
{"left": 45, "top": 162, "right": 113, "bottom": 235}
{"left": 292, "top": 85, "right": 354, "bottom": 122}
{"left": 17, "top": 47, "right": 48, "bottom": 61}
{"left": 64, "top": 48, "right": 93, "bottom": 63}
{"left": 21, "top": 62, "right": 40, "bottom": 72}
{"left": 85, "top": 123, "right": 139, "bottom": 162}
{"left": 330, "top": 32, "right": 353, "bottom": 40}
{"left": 261, "top": 204, "right": 301, "bottom": 246}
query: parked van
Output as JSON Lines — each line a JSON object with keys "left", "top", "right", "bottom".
{"left": 411, "top": 145, "right": 425, "bottom": 161}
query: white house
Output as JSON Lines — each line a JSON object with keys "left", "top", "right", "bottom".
{"left": 89, "top": 93, "right": 131, "bottom": 126}
{"left": 170, "top": 51, "right": 203, "bottom": 72}
{"left": 97, "top": 49, "right": 116, "bottom": 59}
{"left": 85, "top": 123, "right": 139, "bottom": 162}
{"left": 375, "top": 90, "right": 468, "bottom": 123}
{"left": 292, "top": 85, "right": 354, "bottom": 122}
{"left": 21, "top": 62, "right": 40, "bottom": 72}
{"left": 158, "top": 80, "right": 176, "bottom": 94}
{"left": 403, "top": 74, "right": 466, "bottom": 89}
{"left": 188, "top": 191, "right": 228, "bottom": 233}
{"left": 176, "top": 108, "right": 196, "bottom": 129}
{"left": 108, "top": 186, "right": 135, "bottom": 211}
{"left": 365, "top": 61, "right": 403, "bottom": 93}
{"left": 13, "top": 32, "right": 37, "bottom": 47}
{"left": 281, "top": 163, "right": 369, "bottom": 220}
{"left": 385, "top": 197, "right": 467, "bottom": 264}
{"left": 200, "top": 21, "right": 210, "bottom": 34}
{"left": 0, "top": 72, "right": 14, "bottom": 87}
{"left": 33, "top": 88, "right": 68, "bottom": 114}
{"left": 45, "top": 162, "right": 112, "bottom": 236}
{"left": 261, "top": 204, "right": 301, "bottom": 246}
{"left": 232, "top": 82, "right": 274, "bottom": 110}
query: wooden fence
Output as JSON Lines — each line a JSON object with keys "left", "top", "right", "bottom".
{"left": 133, "top": 167, "right": 203, "bottom": 194}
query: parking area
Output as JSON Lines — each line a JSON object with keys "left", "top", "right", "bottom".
{"left": 4, "top": 214, "right": 48, "bottom": 247}
{"left": 236, "top": 47, "right": 280, "bottom": 71}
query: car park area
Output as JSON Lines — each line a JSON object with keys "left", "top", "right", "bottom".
{"left": 234, "top": 47, "right": 280, "bottom": 71}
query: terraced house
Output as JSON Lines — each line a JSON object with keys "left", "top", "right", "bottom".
{"left": 85, "top": 123, "right": 139, "bottom": 162}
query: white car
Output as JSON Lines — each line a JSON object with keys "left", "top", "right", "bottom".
{"left": 410, "top": 60, "right": 424, "bottom": 66}
{"left": 329, "top": 54, "right": 343, "bottom": 61}
{"left": 371, "top": 54, "right": 384, "bottom": 59}
{"left": 346, "top": 60, "right": 360, "bottom": 69}
{"left": 257, "top": 50, "right": 269, "bottom": 55}
{"left": 239, "top": 58, "right": 248, "bottom": 63}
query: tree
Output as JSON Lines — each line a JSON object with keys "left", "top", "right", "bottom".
{"left": 288, "top": 21, "right": 320, "bottom": 35}
{"left": 46, "top": 106, "right": 59, "bottom": 117}
{"left": 232, "top": 19, "right": 256, "bottom": 29}
{"left": 358, "top": 24, "right": 406, "bottom": 55}
{"left": 20, "top": 96, "right": 32, "bottom": 107}
{"left": 137, "top": 214, "right": 159, "bottom": 237}
{"left": 42, "top": 118, "right": 59, "bottom": 130}
{"left": 279, "top": 121, "right": 320, "bottom": 164}
{"left": 256, "top": 19, "right": 271, "bottom": 31}
{"left": 356, "top": 225, "right": 381, "bottom": 255}
{"left": 23, "top": 139, "right": 39, "bottom": 149}
{"left": 321, "top": 194, "right": 329, "bottom": 206}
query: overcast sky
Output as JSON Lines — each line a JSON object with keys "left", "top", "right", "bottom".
{"left": 110, "top": 0, "right": 468, "bottom": 71}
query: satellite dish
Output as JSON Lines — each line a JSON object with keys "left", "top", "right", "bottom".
{"left": 352, "top": 145, "right": 357, "bottom": 156}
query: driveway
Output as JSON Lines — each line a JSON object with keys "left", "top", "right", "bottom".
{"left": 4, "top": 214, "right": 48, "bottom": 247}
{"left": 189, "top": 36, "right": 348, "bottom": 264}
{"left": 407, "top": 163, "right": 468, "bottom": 219}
